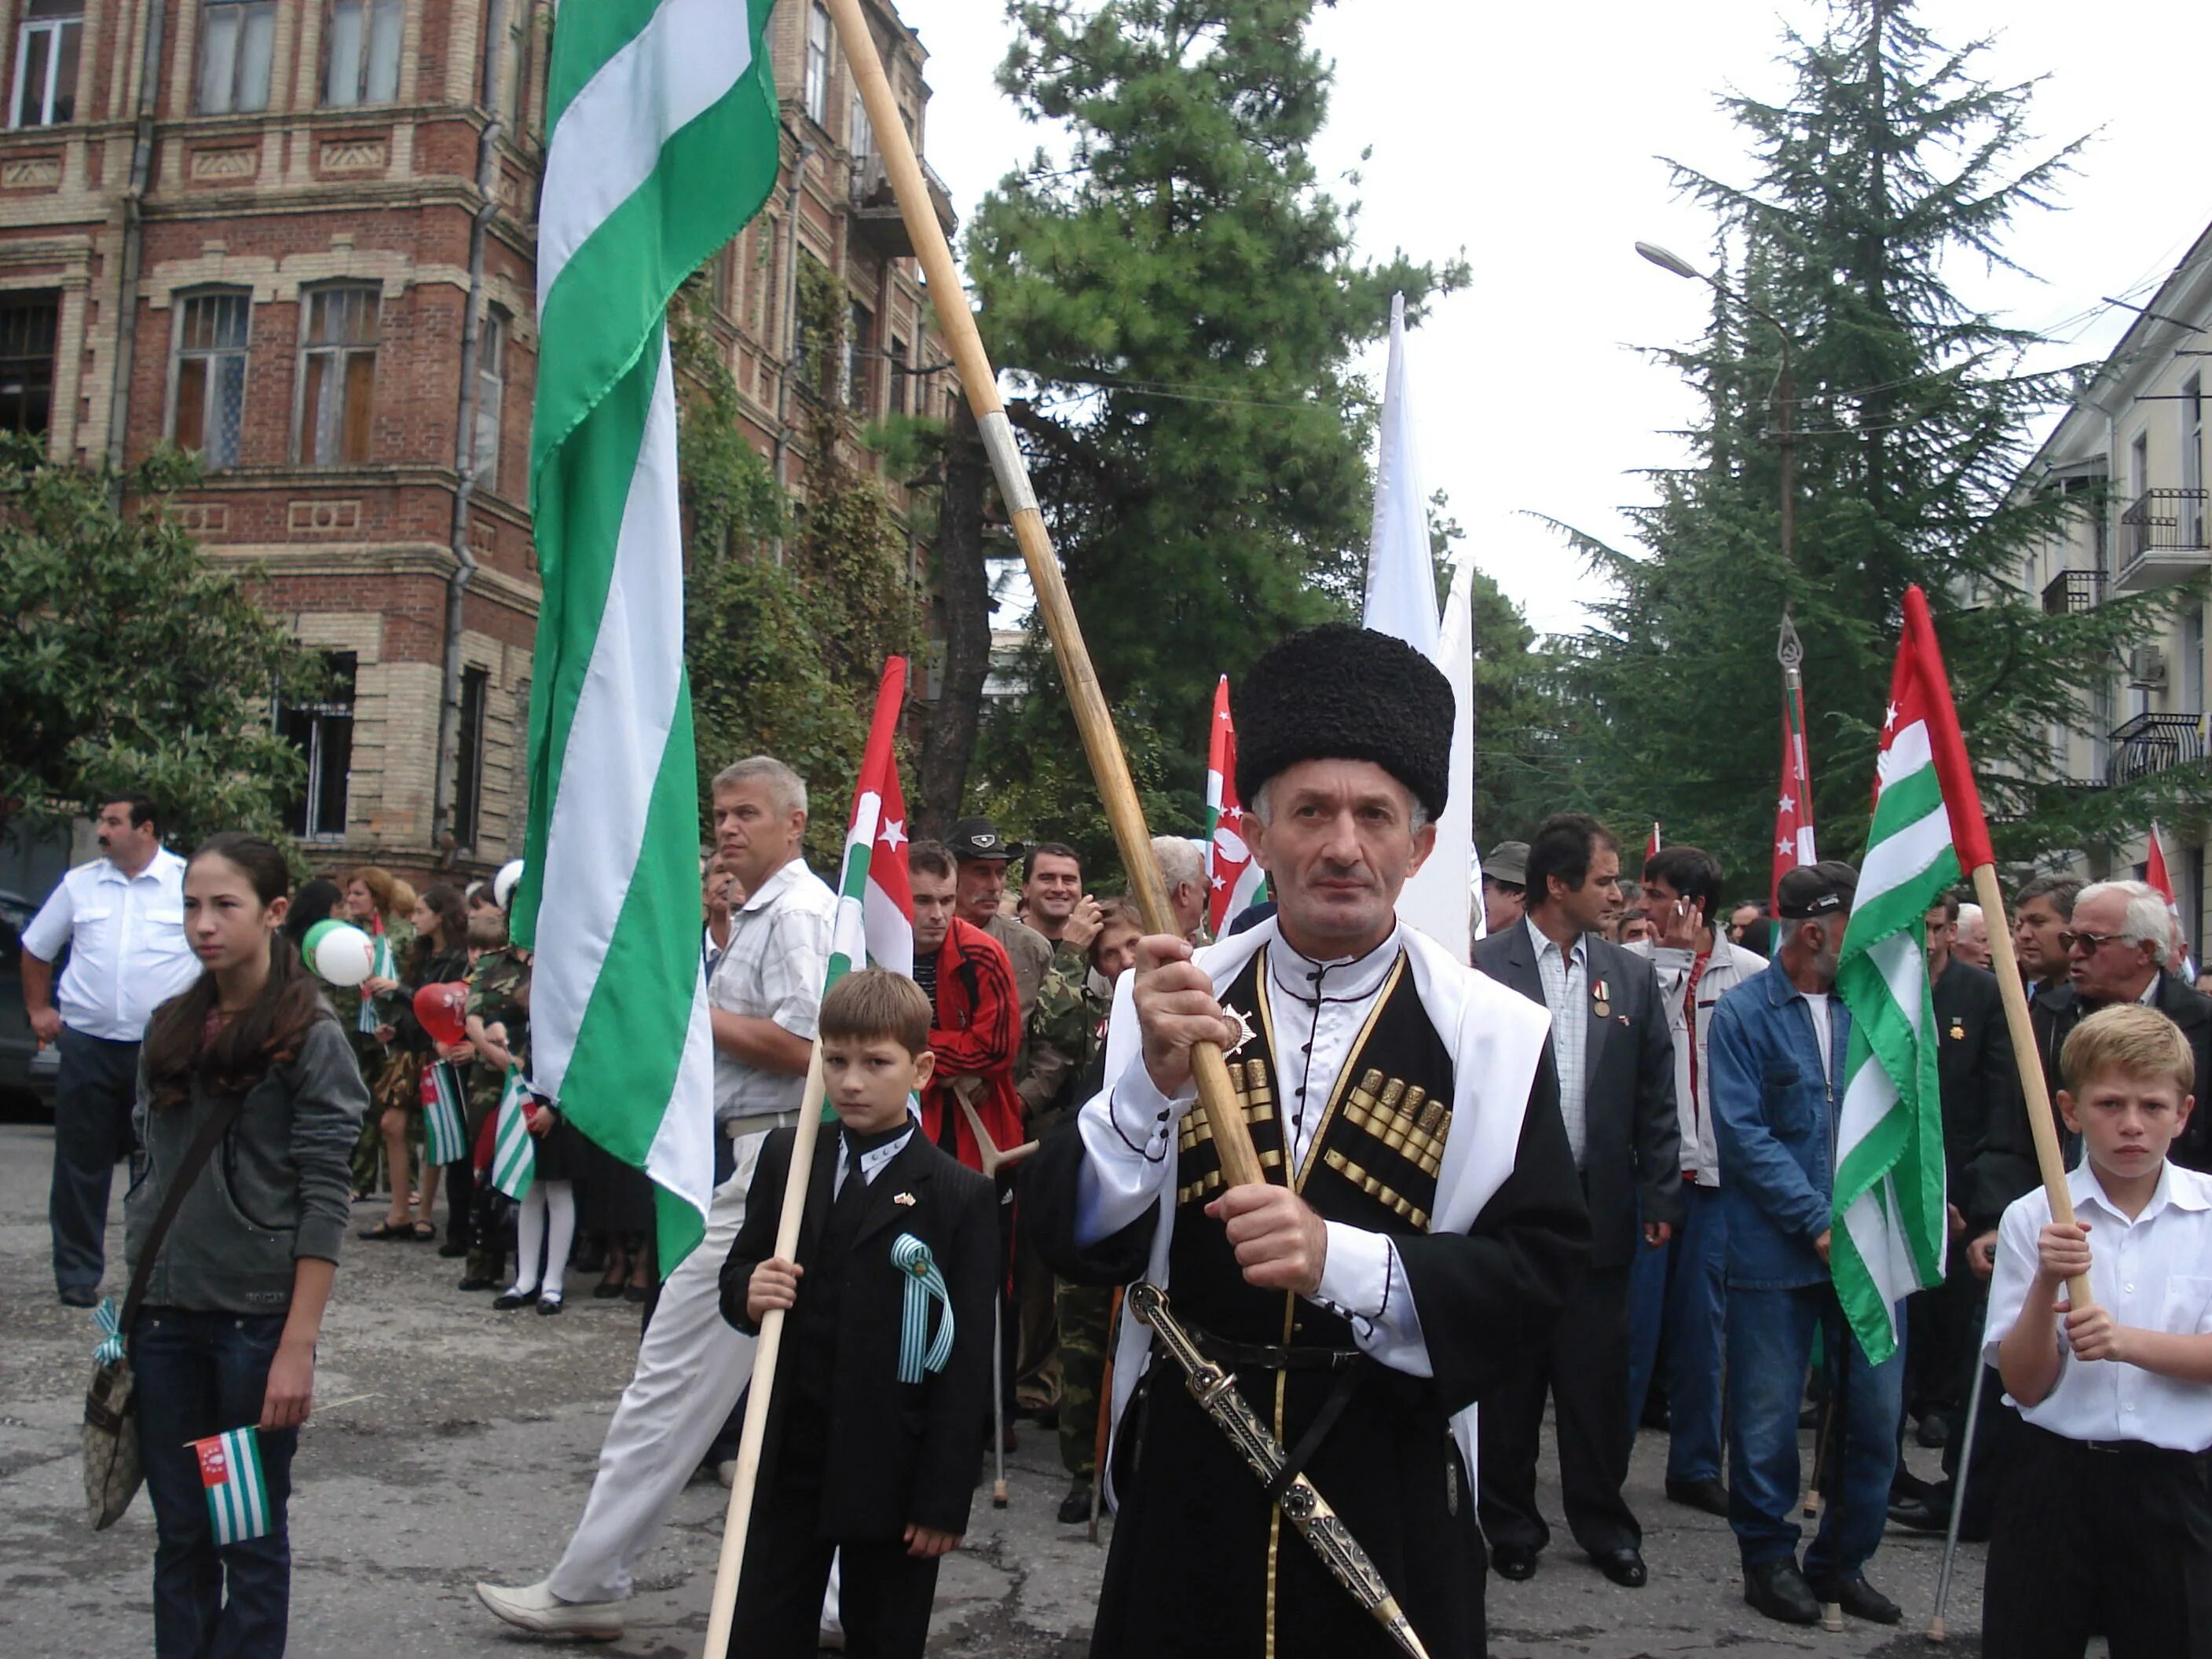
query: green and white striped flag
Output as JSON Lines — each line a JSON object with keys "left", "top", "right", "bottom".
{"left": 491, "top": 1064, "right": 537, "bottom": 1202}
{"left": 511, "top": 0, "right": 783, "bottom": 1267}
{"left": 1831, "top": 586, "right": 1995, "bottom": 1364}
{"left": 423, "top": 1060, "right": 469, "bottom": 1167}
{"left": 192, "top": 1426, "right": 271, "bottom": 1547}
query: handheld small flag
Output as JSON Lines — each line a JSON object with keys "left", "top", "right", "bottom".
{"left": 423, "top": 1060, "right": 469, "bottom": 1168}
{"left": 826, "top": 659, "right": 915, "bottom": 990}
{"left": 1830, "top": 586, "right": 1985, "bottom": 1364}
{"left": 490, "top": 1065, "right": 536, "bottom": 1201}
{"left": 2147, "top": 824, "right": 2196, "bottom": 980}
{"left": 356, "top": 926, "right": 395, "bottom": 1037}
{"left": 1205, "top": 677, "right": 1268, "bottom": 937}
{"left": 1770, "top": 680, "right": 1818, "bottom": 925}
{"left": 192, "top": 1426, "right": 272, "bottom": 1547}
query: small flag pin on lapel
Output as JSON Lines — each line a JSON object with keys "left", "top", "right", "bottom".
{"left": 892, "top": 1191, "right": 917, "bottom": 1207}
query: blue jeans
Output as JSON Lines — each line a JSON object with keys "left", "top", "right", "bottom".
{"left": 131, "top": 1309, "right": 298, "bottom": 1659}
{"left": 1724, "top": 1283, "right": 1900, "bottom": 1581}
{"left": 1627, "top": 1181, "right": 1728, "bottom": 1484}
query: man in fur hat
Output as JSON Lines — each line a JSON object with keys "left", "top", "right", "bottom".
{"left": 1029, "top": 624, "right": 1591, "bottom": 1659}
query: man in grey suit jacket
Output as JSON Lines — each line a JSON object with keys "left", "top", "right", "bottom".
{"left": 1473, "top": 813, "right": 1682, "bottom": 1588}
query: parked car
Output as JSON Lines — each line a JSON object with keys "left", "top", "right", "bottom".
{"left": 0, "top": 888, "right": 60, "bottom": 1112}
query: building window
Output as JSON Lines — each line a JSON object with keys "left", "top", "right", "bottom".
{"left": 278, "top": 652, "right": 357, "bottom": 839}
{"left": 451, "top": 664, "right": 489, "bottom": 851}
{"left": 324, "top": 0, "right": 402, "bottom": 108}
{"left": 804, "top": 3, "right": 830, "bottom": 125}
{"left": 849, "top": 86, "right": 873, "bottom": 170}
{"left": 172, "top": 291, "right": 251, "bottom": 468}
{"left": 197, "top": 0, "right": 275, "bottom": 115}
{"left": 296, "top": 284, "right": 379, "bottom": 466}
{"left": 0, "top": 291, "right": 58, "bottom": 434}
{"left": 11, "top": 1, "right": 80, "bottom": 129}
{"left": 887, "top": 335, "right": 907, "bottom": 416}
{"left": 2185, "top": 375, "right": 2205, "bottom": 548}
{"left": 844, "top": 301, "right": 870, "bottom": 410}
{"left": 472, "top": 307, "right": 506, "bottom": 493}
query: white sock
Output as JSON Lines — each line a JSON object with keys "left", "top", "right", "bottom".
{"left": 539, "top": 1181, "right": 577, "bottom": 1300}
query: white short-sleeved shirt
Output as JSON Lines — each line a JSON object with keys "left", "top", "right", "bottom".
{"left": 1984, "top": 1158, "right": 2212, "bottom": 1452}
{"left": 20, "top": 848, "right": 200, "bottom": 1041}
{"left": 704, "top": 856, "right": 835, "bottom": 1128}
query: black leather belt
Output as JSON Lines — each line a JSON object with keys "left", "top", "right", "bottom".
{"left": 1194, "top": 1331, "right": 1362, "bottom": 1372}
{"left": 2029, "top": 1423, "right": 2210, "bottom": 1464}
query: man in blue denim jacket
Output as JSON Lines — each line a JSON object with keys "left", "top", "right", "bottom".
{"left": 1708, "top": 861, "right": 1903, "bottom": 1630}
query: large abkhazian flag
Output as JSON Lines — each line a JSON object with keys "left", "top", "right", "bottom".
{"left": 1771, "top": 678, "right": 1818, "bottom": 922}
{"left": 512, "top": 0, "right": 783, "bottom": 1267}
{"left": 828, "top": 660, "right": 916, "bottom": 990}
{"left": 1205, "top": 677, "right": 1268, "bottom": 937}
{"left": 1831, "top": 585, "right": 1988, "bottom": 1364}
{"left": 2147, "top": 823, "right": 2196, "bottom": 980}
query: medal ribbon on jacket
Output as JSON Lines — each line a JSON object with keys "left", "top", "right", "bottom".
{"left": 891, "top": 1232, "right": 955, "bottom": 1383}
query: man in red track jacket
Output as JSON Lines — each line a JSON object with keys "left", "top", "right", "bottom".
{"left": 909, "top": 840, "right": 1022, "bottom": 1170}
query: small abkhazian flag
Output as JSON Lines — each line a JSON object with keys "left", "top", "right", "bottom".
{"left": 357, "top": 922, "right": 394, "bottom": 1037}
{"left": 1831, "top": 585, "right": 1986, "bottom": 1364}
{"left": 423, "top": 1060, "right": 469, "bottom": 1167}
{"left": 490, "top": 1065, "right": 535, "bottom": 1201}
{"left": 192, "top": 1426, "right": 271, "bottom": 1547}
{"left": 1205, "top": 677, "right": 1269, "bottom": 937}
{"left": 1771, "top": 677, "right": 1818, "bottom": 928}
{"left": 2147, "top": 823, "right": 2196, "bottom": 980}
{"left": 827, "top": 658, "right": 916, "bottom": 991}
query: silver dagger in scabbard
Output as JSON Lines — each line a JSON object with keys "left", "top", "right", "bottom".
{"left": 1125, "top": 1280, "right": 1431, "bottom": 1659}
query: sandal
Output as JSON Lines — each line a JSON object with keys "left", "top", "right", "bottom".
{"left": 409, "top": 1221, "right": 438, "bottom": 1242}
{"left": 359, "top": 1217, "right": 414, "bottom": 1240}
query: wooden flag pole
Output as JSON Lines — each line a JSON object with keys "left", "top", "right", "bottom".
{"left": 822, "top": 0, "right": 1263, "bottom": 1196}
{"left": 1968, "top": 864, "right": 2094, "bottom": 1311}
{"left": 700, "top": 1043, "right": 830, "bottom": 1659}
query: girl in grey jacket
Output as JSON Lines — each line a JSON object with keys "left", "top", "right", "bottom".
{"left": 125, "top": 833, "right": 368, "bottom": 1658}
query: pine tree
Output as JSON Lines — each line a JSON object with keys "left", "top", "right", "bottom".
{"left": 965, "top": 0, "right": 1465, "bottom": 865}
{"left": 1558, "top": 0, "right": 2181, "bottom": 884}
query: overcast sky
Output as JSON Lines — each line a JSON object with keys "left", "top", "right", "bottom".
{"left": 891, "top": 0, "right": 2212, "bottom": 640}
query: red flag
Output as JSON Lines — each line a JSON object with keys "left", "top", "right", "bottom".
{"left": 1769, "top": 678, "right": 1818, "bottom": 915}
{"left": 1898, "top": 585, "right": 1997, "bottom": 872}
{"left": 2146, "top": 822, "right": 2192, "bottom": 974}
{"left": 1643, "top": 822, "right": 1662, "bottom": 870}
{"left": 1204, "top": 677, "right": 1266, "bottom": 936}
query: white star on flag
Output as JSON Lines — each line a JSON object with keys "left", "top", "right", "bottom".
{"left": 1884, "top": 701, "right": 1899, "bottom": 731}
{"left": 878, "top": 819, "right": 906, "bottom": 851}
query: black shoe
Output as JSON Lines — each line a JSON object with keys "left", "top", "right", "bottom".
{"left": 1491, "top": 1543, "right": 1539, "bottom": 1581}
{"left": 1811, "top": 1573, "right": 1903, "bottom": 1625}
{"left": 537, "top": 1294, "right": 565, "bottom": 1316}
{"left": 1915, "top": 1413, "right": 1950, "bottom": 1449}
{"left": 437, "top": 1239, "right": 468, "bottom": 1259}
{"left": 457, "top": 1276, "right": 497, "bottom": 1292}
{"left": 1057, "top": 1481, "right": 1093, "bottom": 1525}
{"left": 1743, "top": 1558, "right": 1821, "bottom": 1625}
{"left": 492, "top": 1289, "right": 538, "bottom": 1310}
{"left": 1887, "top": 1494, "right": 1948, "bottom": 1533}
{"left": 1591, "top": 1547, "right": 1646, "bottom": 1588}
{"left": 1665, "top": 1477, "right": 1730, "bottom": 1517}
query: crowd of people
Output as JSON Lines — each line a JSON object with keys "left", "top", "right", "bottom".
{"left": 19, "top": 622, "right": 2212, "bottom": 1659}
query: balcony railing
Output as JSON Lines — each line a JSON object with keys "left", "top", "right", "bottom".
{"left": 2041, "top": 568, "right": 2103, "bottom": 614}
{"left": 2107, "top": 710, "right": 2206, "bottom": 786}
{"left": 849, "top": 152, "right": 958, "bottom": 258}
{"left": 2120, "top": 488, "right": 2210, "bottom": 558}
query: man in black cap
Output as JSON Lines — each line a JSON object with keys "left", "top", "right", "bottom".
{"left": 1708, "top": 860, "right": 1905, "bottom": 1630}
{"left": 946, "top": 816, "right": 1053, "bottom": 1028}
{"left": 1029, "top": 623, "right": 1589, "bottom": 1659}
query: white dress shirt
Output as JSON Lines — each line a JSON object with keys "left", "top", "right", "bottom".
{"left": 705, "top": 857, "right": 837, "bottom": 1129}
{"left": 833, "top": 1123, "right": 915, "bottom": 1197}
{"left": 1984, "top": 1158, "right": 2212, "bottom": 1451}
{"left": 20, "top": 848, "right": 199, "bottom": 1041}
{"left": 1526, "top": 916, "right": 1590, "bottom": 1168}
{"left": 1072, "top": 924, "right": 1431, "bottom": 1375}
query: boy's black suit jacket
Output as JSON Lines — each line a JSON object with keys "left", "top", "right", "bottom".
{"left": 720, "top": 1124, "right": 998, "bottom": 1540}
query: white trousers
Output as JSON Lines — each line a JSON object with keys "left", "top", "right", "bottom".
{"left": 547, "top": 1130, "right": 766, "bottom": 1604}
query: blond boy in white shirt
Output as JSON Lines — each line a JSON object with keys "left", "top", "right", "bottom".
{"left": 1983, "top": 1003, "right": 2212, "bottom": 1658}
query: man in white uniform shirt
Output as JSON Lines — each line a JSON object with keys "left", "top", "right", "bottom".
{"left": 477, "top": 756, "right": 836, "bottom": 1643}
{"left": 20, "top": 795, "right": 198, "bottom": 1306}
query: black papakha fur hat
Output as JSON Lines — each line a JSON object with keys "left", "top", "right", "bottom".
{"left": 1234, "top": 623, "right": 1454, "bottom": 821}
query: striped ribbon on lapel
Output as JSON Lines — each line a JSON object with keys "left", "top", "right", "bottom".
{"left": 891, "top": 1232, "right": 954, "bottom": 1384}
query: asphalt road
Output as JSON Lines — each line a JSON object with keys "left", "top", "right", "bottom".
{"left": 0, "top": 1115, "right": 1998, "bottom": 1657}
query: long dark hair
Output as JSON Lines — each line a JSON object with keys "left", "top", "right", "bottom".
{"left": 144, "top": 833, "right": 327, "bottom": 1110}
{"left": 410, "top": 883, "right": 468, "bottom": 976}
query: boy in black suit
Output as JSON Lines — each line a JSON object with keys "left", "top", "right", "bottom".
{"left": 720, "top": 969, "right": 999, "bottom": 1658}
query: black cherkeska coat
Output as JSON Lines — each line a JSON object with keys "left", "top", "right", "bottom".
{"left": 720, "top": 1124, "right": 999, "bottom": 1540}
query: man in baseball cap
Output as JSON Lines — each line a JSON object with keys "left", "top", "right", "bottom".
{"left": 1483, "top": 840, "right": 1531, "bottom": 933}
{"left": 944, "top": 816, "right": 1049, "bottom": 1025}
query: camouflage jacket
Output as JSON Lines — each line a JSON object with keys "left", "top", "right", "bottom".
{"left": 465, "top": 945, "right": 530, "bottom": 1111}
{"left": 1021, "top": 948, "right": 1111, "bottom": 1119}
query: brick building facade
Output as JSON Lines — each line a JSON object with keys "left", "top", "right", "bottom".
{"left": 0, "top": 0, "right": 957, "bottom": 882}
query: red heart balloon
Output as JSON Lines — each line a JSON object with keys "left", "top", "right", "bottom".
{"left": 412, "top": 981, "right": 471, "bottom": 1049}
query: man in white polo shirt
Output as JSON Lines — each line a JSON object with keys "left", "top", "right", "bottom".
{"left": 20, "top": 795, "right": 199, "bottom": 1306}
{"left": 475, "top": 754, "right": 837, "bottom": 1643}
